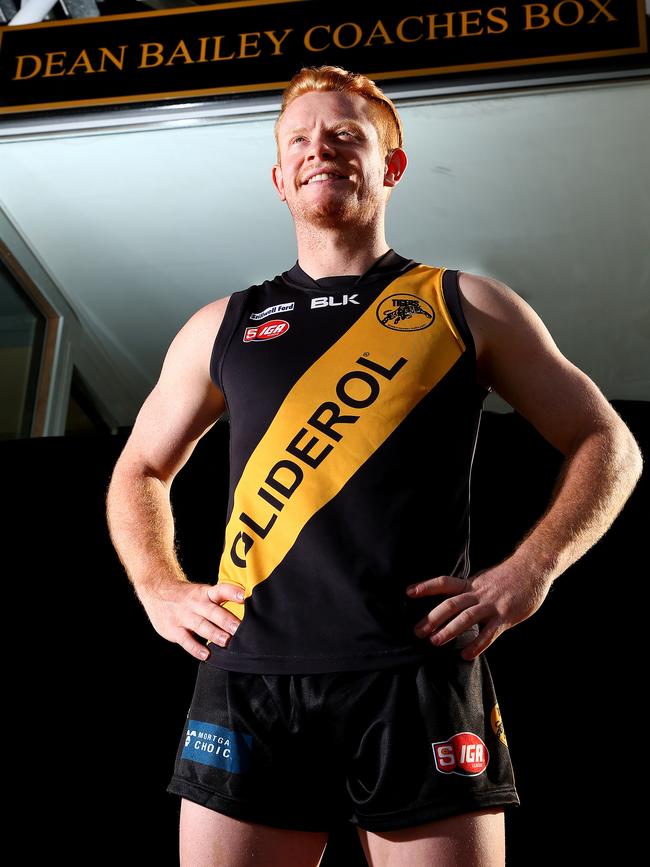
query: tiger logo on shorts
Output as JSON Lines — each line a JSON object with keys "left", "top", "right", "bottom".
{"left": 491, "top": 703, "right": 508, "bottom": 747}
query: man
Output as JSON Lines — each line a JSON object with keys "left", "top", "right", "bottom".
{"left": 106, "top": 65, "right": 643, "bottom": 866}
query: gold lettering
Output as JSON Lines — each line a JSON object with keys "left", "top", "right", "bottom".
{"left": 211, "top": 36, "right": 236, "bottom": 61}
{"left": 364, "top": 19, "right": 394, "bottom": 47}
{"left": 396, "top": 16, "right": 423, "bottom": 43}
{"left": 588, "top": 0, "right": 616, "bottom": 23}
{"left": 486, "top": 7, "right": 508, "bottom": 33}
{"left": 265, "top": 29, "right": 293, "bottom": 56}
{"left": 459, "top": 9, "right": 484, "bottom": 36}
{"left": 333, "top": 22, "right": 362, "bottom": 49}
{"left": 165, "top": 40, "right": 194, "bottom": 66}
{"left": 139, "top": 43, "right": 164, "bottom": 68}
{"left": 197, "top": 37, "right": 210, "bottom": 63}
{"left": 239, "top": 32, "right": 261, "bottom": 59}
{"left": 43, "top": 52, "right": 67, "bottom": 78}
{"left": 426, "top": 12, "right": 455, "bottom": 39}
{"left": 523, "top": 4, "right": 550, "bottom": 29}
{"left": 553, "top": 1, "right": 584, "bottom": 26}
{"left": 66, "top": 49, "right": 95, "bottom": 76}
{"left": 13, "top": 55, "right": 41, "bottom": 81}
{"left": 304, "top": 24, "right": 330, "bottom": 52}
{"left": 98, "top": 45, "right": 127, "bottom": 73}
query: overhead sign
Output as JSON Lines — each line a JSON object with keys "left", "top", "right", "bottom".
{"left": 0, "top": 0, "right": 647, "bottom": 115}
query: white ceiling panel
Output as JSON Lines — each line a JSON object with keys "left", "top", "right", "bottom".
{"left": 0, "top": 79, "right": 648, "bottom": 426}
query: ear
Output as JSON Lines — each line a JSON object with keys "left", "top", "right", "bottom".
{"left": 384, "top": 147, "right": 407, "bottom": 187}
{"left": 272, "top": 163, "right": 286, "bottom": 201}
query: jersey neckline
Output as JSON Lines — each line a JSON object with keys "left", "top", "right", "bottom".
{"left": 280, "top": 248, "right": 417, "bottom": 293}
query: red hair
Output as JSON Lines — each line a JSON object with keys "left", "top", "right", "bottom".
{"left": 274, "top": 65, "right": 403, "bottom": 161}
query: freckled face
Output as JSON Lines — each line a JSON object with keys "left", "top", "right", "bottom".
{"left": 272, "top": 90, "right": 389, "bottom": 229}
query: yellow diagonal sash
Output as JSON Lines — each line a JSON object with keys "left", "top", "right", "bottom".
{"left": 213, "top": 265, "right": 466, "bottom": 624}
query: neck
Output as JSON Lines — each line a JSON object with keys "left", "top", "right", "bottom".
{"left": 294, "top": 221, "right": 391, "bottom": 280}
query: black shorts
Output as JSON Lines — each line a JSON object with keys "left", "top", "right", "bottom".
{"left": 167, "top": 651, "right": 520, "bottom": 833}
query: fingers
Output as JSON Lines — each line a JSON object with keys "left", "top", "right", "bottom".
{"left": 415, "top": 595, "right": 484, "bottom": 642}
{"left": 171, "top": 582, "right": 246, "bottom": 660}
{"left": 176, "top": 583, "right": 245, "bottom": 661}
{"left": 187, "top": 582, "right": 244, "bottom": 649}
{"left": 141, "top": 578, "right": 248, "bottom": 661}
{"left": 179, "top": 631, "right": 214, "bottom": 662}
{"left": 460, "top": 619, "right": 503, "bottom": 661}
{"left": 207, "top": 581, "right": 245, "bottom": 606}
{"left": 406, "top": 575, "right": 467, "bottom": 597}
{"left": 187, "top": 610, "right": 240, "bottom": 648}
{"left": 411, "top": 589, "right": 506, "bottom": 660}
{"left": 408, "top": 575, "right": 490, "bottom": 651}
{"left": 407, "top": 566, "right": 535, "bottom": 658}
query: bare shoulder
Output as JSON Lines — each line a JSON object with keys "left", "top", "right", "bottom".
{"left": 457, "top": 269, "right": 515, "bottom": 300}
{"left": 456, "top": 269, "right": 560, "bottom": 364}
{"left": 118, "top": 294, "right": 232, "bottom": 482}
{"left": 455, "top": 270, "right": 524, "bottom": 389}
{"left": 175, "top": 294, "right": 231, "bottom": 358}
{"left": 457, "top": 269, "right": 533, "bottom": 346}
{"left": 159, "top": 293, "right": 232, "bottom": 383}
{"left": 456, "top": 269, "right": 621, "bottom": 454}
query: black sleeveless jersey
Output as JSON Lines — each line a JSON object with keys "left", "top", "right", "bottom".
{"left": 204, "top": 249, "right": 489, "bottom": 674}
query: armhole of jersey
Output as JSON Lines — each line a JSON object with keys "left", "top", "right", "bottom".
{"left": 209, "top": 288, "right": 250, "bottom": 394}
{"left": 442, "top": 268, "right": 476, "bottom": 358}
{"left": 442, "top": 269, "right": 492, "bottom": 399}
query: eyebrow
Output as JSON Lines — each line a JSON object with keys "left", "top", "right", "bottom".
{"left": 285, "top": 120, "right": 367, "bottom": 138}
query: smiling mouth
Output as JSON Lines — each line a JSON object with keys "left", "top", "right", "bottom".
{"left": 303, "top": 172, "right": 349, "bottom": 185}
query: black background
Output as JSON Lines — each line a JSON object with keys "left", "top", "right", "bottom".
{"left": 4, "top": 399, "right": 646, "bottom": 864}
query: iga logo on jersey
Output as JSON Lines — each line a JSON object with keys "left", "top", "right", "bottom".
{"left": 243, "top": 320, "right": 290, "bottom": 342}
{"left": 432, "top": 732, "right": 489, "bottom": 776}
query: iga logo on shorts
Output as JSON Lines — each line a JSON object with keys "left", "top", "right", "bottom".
{"left": 432, "top": 732, "right": 489, "bottom": 777}
{"left": 243, "top": 319, "right": 290, "bottom": 342}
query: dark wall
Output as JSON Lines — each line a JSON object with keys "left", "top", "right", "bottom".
{"left": 6, "top": 401, "right": 646, "bottom": 865}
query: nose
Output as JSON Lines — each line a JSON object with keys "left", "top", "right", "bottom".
{"left": 307, "top": 132, "right": 335, "bottom": 161}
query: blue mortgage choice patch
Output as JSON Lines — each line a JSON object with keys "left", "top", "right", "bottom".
{"left": 181, "top": 720, "right": 252, "bottom": 773}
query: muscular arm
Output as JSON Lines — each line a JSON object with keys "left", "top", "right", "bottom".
{"left": 106, "top": 296, "right": 243, "bottom": 660}
{"left": 407, "top": 271, "right": 644, "bottom": 658}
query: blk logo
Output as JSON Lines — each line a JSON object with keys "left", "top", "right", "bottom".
{"left": 311, "top": 294, "right": 359, "bottom": 309}
{"left": 243, "top": 319, "right": 290, "bottom": 342}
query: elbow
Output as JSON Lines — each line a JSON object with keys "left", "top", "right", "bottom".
{"left": 608, "top": 418, "right": 644, "bottom": 492}
{"left": 625, "top": 431, "right": 644, "bottom": 487}
{"left": 106, "top": 457, "right": 171, "bottom": 509}
{"left": 579, "top": 416, "right": 644, "bottom": 492}
{"left": 105, "top": 464, "right": 127, "bottom": 523}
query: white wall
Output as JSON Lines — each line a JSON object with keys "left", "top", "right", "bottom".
{"left": 0, "top": 79, "right": 648, "bottom": 425}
